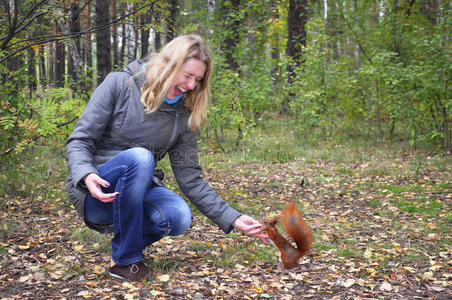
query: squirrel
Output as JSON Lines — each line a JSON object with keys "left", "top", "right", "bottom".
{"left": 262, "top": 202, "right": 313, "bottom": 269}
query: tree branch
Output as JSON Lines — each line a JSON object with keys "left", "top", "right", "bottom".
{"left": 0, "top": 1, "right": 159, "bottom": 63}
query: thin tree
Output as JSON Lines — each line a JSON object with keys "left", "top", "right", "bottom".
{"left": 95, "top": 0, "right": 112, "bottom": 84}
{"left": 55, "top": 22, "right": 66, "bottom": 87}
{"left": 284, "top": 0, "right": 308, "bottom": 113}
{"left": 220, "top": 0, "right": 240, "bottom": 71}
{"left": 68, "top": 1, "right": 81, "bottom": 88}
{"left": 112, "top": 0, "right": 119, "bottom": 68}
{"left": 166, "top": 0, "right": 178, "bottom": 42}
{"left": 82, "top": 0, "right": 93, "bottom": 90}
{"left": 141, "top": 13, "right": 152, "bottom": 57}
{"left": 153, "top": 8, "right": 162, "bottom": 51}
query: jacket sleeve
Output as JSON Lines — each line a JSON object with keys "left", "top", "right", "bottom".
{"left": 168, "top": 130, "right": 241, "bottom": 233}
{"left": 65, "top": 72, "right": 125, "bottom": 191}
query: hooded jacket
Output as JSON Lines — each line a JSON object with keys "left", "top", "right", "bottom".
{"left": 65, "top": 60, "right": 241, "bottom": 233}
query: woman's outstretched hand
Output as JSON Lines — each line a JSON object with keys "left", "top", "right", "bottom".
{"left": 232, "top": 215, "right": 269, "bottom": 244}
{"left": 83, "top": 173, "right": 119, "bottom": 203}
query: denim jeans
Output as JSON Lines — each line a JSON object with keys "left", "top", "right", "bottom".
{"left": 84, "top": 147, "right": 192, "bottom": 266}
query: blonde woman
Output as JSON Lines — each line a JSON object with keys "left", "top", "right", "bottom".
{"left": 65, "top": 35, "right": 268, "bottom": 281}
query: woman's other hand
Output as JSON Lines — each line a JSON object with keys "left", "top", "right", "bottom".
{"left": 83, "top": 173, "right": 119, "bottom": 203}
{"left": 232, "top": 215, "right": 269, "bottom": 244}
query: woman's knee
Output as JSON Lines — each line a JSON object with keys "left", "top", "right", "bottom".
{"left": 168, "top": 203, "right": 192, "bottom": 236}
{"left": 125, "top": 147, "right": 155, "bottom": 168}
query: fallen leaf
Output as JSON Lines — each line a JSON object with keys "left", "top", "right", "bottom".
{"left": 403, "top": 266, "right": 416, "bottom": 273}
{"left": 379, "top": 281, "right": 392, "bottom": 291}
{"left": 77, "top": 290, "right": 92, "bottom": 298}
{"left": 18, "top": 275, "right": 31, "bottom": 283}
{"left": 343, "top": 278, "right": 356, "bottom": 288}
{"left": 425, "top": 233, "right": 441, "bottom": 241}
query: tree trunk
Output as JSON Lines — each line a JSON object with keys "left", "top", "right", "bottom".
{"left": 420, "top": 0, "right": 440, "bottom": 25}
{"left": 125, "top": 3, "right": 137, "bottom": 63}
{"left": 284, "top": 0, "right": 308, "bottom": 113}
{"left": 96, "top": 0, "right": 112, "bottom": 85}
{"left": 166, "top": 0, "right": 178, "bottom": 42}
{"left": 39, "top": 47, "right": 47, "bottom": 88}
{"left": 54, "top": 1, "right": 82, "bottom": 89}
{"left": 27, "top": 47, "right": 36, "bottom": 91}
{"left": 270, "top": 0, "right": 280, "bottom": 84}
{"left": 47, "top": 42, "right": 55, "bottom": 86}
{"left": 287, "top": 0, "right": 307, "bottom": 68}
{"left": 82, "top": 0, "right": 93, "bottom": 90}
{"left": 55, "top": 26, "right": 66, "bottom": 88}
{"left": 220, "top": 0, "right": 240, "bottom": 70}
{"left": 141, "top": 13, "right": 152, "bottom": 57}
{"left": 68, "top": 1, "right": 81, "bottom": 88}
{"left": 112, "top": 0, "right": 119, "bottom": 68}
{"left": 154, "top": 9, "right": 162, "bottom": 51}
{"left": 119, "top": 2, "right": 126, "bottom": 66}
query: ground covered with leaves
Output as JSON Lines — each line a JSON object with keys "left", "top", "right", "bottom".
{"left": 1, "top": 146, "right": 451, "bottom": 299}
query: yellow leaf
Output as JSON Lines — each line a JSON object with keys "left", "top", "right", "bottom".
{"left": 158, "top": 274, "right": 170, "bottom": 282}
{"left": 93, "top": 265, "right": 104, "bottom": 274}
{"left": 427, "top": 223, "right": 438, "bottom": 230}
{"left": 74, "top": 245, "right": 84, "bottom": 252}
{"left": 366, "top": 268, "right": 377, "bottom": 274}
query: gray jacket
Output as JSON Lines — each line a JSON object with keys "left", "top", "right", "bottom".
{"left": 65, "top": 60, "right": 240, "bottom": 233}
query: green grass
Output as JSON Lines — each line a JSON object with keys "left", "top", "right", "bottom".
{"left": 337, "top": 249, "right": 359, "bottom": 258}
{"left": 313, "top": 242, "right": 336, "bottom": 251}
{"left": 71, "top": 228, "right": 111, "bottom": 255}
{"left": 214, "top": 239, "right": 274, "bottom": 268}
{"left": 381, "top": 184, "right": 424, "bottom": 194}
{"left": 0, "top": 147, "right": 68, "bottom": 201}
{"left": 391, "top": 198, "right": 444, "bottom": 216}
{"left": 368, "top": 199, "right": 380, "bottom": 207}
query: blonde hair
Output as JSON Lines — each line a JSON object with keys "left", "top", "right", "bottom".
{"left": 140, "top": 35, "right": 212, "bottom": 132}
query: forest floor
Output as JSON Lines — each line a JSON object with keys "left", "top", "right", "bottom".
{"left": 0, "top": 146, "right": 451, "bottom": 299}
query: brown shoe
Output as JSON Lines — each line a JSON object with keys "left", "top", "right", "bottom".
{"left": 108, "top": 261, "right": 154, "bottom": 281}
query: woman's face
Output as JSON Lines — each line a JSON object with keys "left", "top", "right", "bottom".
{"left": 166, "top": 58, "right": 206, "bottom": 100}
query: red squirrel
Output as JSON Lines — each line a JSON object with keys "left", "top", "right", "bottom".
{"left": 262, "top": 202, "right": 313, "bottom": 269}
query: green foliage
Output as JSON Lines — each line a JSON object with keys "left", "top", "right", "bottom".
{"left": 0, "top": 64, "right": 85, "bottom": 198}
{"left": 286, "top": 5, "right": 451, "bottom": 149}
{"left": 0, "top": 85, "right": 83, "bottom": 156}
{"left": 205, "top": 52, "right": 277, "bottom": 150}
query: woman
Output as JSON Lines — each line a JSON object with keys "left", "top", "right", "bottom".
{"left": 65, "top": 35, "right": 268, "bottom": 282}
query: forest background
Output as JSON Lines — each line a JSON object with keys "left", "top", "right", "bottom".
{"left": 0, "top": 0, "right": 451, "bottom": 298}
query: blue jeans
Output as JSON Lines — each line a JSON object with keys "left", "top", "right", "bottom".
{"left": 84, "top": 147, "right": 192, "bottom": 266}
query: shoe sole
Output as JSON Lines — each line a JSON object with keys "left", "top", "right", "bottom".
{"left": 108, "top": 271, "right": 126, "bottom": 280}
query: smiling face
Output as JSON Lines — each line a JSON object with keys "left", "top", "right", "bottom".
{"left": 166, "top": 58, "right": 207, "bottom": 100}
